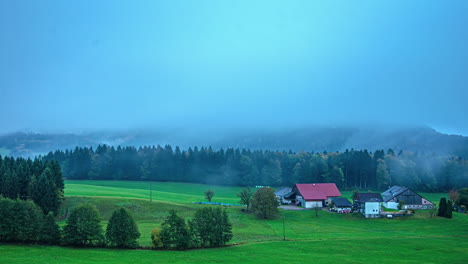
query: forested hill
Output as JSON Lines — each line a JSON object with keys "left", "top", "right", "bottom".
{"left": 42, "top": 145, "right": 468, "bottom": 192}
{"left": 1, "top": 126, "right": 468, "bottom": 158}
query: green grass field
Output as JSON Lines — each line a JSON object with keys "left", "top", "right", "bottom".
{"left": 1, "top": 180, "right": 467, "bottom": 264}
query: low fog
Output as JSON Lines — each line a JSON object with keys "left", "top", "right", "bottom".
{"left": 1, "top": 0, "right": 468, "bottom": 135}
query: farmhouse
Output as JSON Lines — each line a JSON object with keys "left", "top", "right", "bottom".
{"left": 353, "top": 193, "right": 383, "bottom": 218}
{"left": 274, "top": 187, "right": 292, "bottom": 204}
{"left": 285, "top": 183, "right": 341, "bottom": 208}
{"left": 382, "top": 186, "right": 434, "bottom": 210}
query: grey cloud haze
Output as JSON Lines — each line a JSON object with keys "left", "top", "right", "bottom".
{"left": 1, "top": 0, "right": 467, "bottom": 135}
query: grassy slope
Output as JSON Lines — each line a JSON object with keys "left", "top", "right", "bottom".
{"left": 2, "top": 181, "right": 467, "bottom": 263}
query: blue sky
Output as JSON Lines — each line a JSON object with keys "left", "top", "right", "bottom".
{"left": 1, "top": 0, "right": 467, "bottom": 135}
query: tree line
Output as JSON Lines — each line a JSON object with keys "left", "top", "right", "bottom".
{"left": 0, "top": 196, "right": 232, "bottom": 250}
{"left": 0, "top": 156, "right": 64, "bottom": 215}
{"left": 42, "top": 145, "right": 468, "bottom": 191}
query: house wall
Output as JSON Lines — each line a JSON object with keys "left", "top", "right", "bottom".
{"left": 304, "top": 200, "right": 322, "bottom": 208}
{"left": 384, "top": 202, "right": 399, "bottom": 210}
{"left": 365, "top": 202, "right": 380, "bottom": 216}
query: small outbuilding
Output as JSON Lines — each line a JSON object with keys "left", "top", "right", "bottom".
{"left": 331, "top": 197, "right": 353, "bottom": 213}
{"left": 275, "top": 187, "right": 293, "bottom": 204}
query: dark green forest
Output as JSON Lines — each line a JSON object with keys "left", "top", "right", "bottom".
{"left": 0, "top": 156, "right": 64, "bottom": 215}
{"left": 42, "top": 145, "right": 468, "bottom": 191}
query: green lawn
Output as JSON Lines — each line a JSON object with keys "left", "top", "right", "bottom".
{"left": 2, "top": 181, "right": 467, "bottom": 263}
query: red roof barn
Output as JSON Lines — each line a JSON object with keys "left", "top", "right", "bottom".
{"left": 288, "top": 183, "right": 342, "bottom": 208}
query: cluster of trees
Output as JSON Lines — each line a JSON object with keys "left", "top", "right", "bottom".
{"left": 0, "top": 199, "right": 141, "bottom": 248}
{"left": 43, "top": 145, "right": 468, "bottom": 191}
{"left": 0, "top": 156, "right": 64, "bottom": 215}
{"left": 151, "top": 207, "right": 232, "bottom": 250}
{"left": 63, "top": 204, "right": 140, "bottom": 248}
{"left": 0, "top": 197, "right": 60, "bottom": 244}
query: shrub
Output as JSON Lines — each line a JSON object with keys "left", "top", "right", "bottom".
{"left": 151, "top": 228, "right": 163, "bottom": 249}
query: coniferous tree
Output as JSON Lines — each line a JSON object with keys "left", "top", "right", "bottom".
{"left": 106, "top": 208, "right": 140, "bottom": 248}
{"left": 31, "top": 168, "right": 61, "bottom": 215}
{"left": 438, "top": 198, "right": 447, "bottom": 217}
{"left": 39, "top": 212, "right": 61, "bottom": 245}
{"left": 446, "top": 200, "right": 453, "bottom": 219}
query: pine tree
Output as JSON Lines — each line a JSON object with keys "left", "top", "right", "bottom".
{"left": 63, "top": 204, "right": 104, "bottom": 246}
{"left": 446, "top": 200, "right": 453, "bottom": 219}
{"left": 31, "top": 168, "right": 61, "bottom": 215}
{"left": 39, "top": 212, "right": 61, "bottom": 245}
{"left": 438, "top": 198, "right": 447, "bottom": 217}
{"left": 106, "top": 208, "right": 140, "bottom": 248}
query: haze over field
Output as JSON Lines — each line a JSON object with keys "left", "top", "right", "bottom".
{"left": 1, "top": 0, "right": 468, "bottom": 135}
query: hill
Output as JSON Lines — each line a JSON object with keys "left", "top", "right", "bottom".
{"left": 2, "top": 126, "right": 468, "bottom": 158}
{"left": 1, "top": 180, "right": 466, "bottom": 264}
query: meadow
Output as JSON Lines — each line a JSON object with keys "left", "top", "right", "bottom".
{"left": 1, "top": 180, "right": 466, "bottom": 264}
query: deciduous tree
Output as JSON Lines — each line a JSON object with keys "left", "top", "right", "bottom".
{"left": 63, "top": 204, "right": 104, "bottom": 246}
{"left": 237, "top": 187, "right": 253, "bottom": 211}
{"left": 159, "top": 210, "right": 191, "bottom": 250}
{"left": 205, "top": 189, "right": 215, "bottom": 202}
{"left": 106, "top": 208, "right": 140, "bottom": 248}
{"left": 189, "top": 207, "right": 232, "bottom": 248}
{"left": 251, "top": 187, "right": 279, "bottom": 219}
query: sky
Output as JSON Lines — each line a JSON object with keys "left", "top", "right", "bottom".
{"left": 1, "top": 0, "right": 468, "bottom": 135}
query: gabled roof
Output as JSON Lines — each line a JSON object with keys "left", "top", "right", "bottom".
{"left": 295, "top": 183, "right": 341, "bottom": 200}
{"left": 331, "top": 197, "right": 353, "bottom": 207}
{"left": 382, "top": 186, "right": 408, "bottom": 202}
{"left": 354, "top": 193, "right": 383, "bottom": 203}
{"left": 275, "top": 187, "right": 292, "bottom": 197}
{"left": 381, "top": 185, "right": 434, "bottom": 204}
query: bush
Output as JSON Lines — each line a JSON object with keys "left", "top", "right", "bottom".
{"left": 106, "top": 208, "right": 140, "bottom": 248}
{"left": 151, "top": 228, "right": 163, "bottom": 249}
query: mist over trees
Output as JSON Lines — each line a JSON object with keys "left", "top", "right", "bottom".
{"left": 42, "top": 145, "right": 468, "bottom": 191}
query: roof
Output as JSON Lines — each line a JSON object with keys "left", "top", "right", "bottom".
{"left": 381, "top": 185, "right": 434, "bottom": 204}
{"left": 382, "top": 186, "right": 408, "bottom": 202}
{"left": 331, "top": 197, "right": 353, "bottom": 207}
{"left": 275, "top": 187, "right": 292, "bottom": 197}
{"left": 354, "top": 193, "right": 383, "bottom": 203}
{"left": 295, "top": 183, "right": 342, "bottom": 200}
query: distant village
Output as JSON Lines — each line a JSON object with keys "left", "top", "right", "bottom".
{"left": 275, "top": 183, "right": 436, "bottom": 218}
